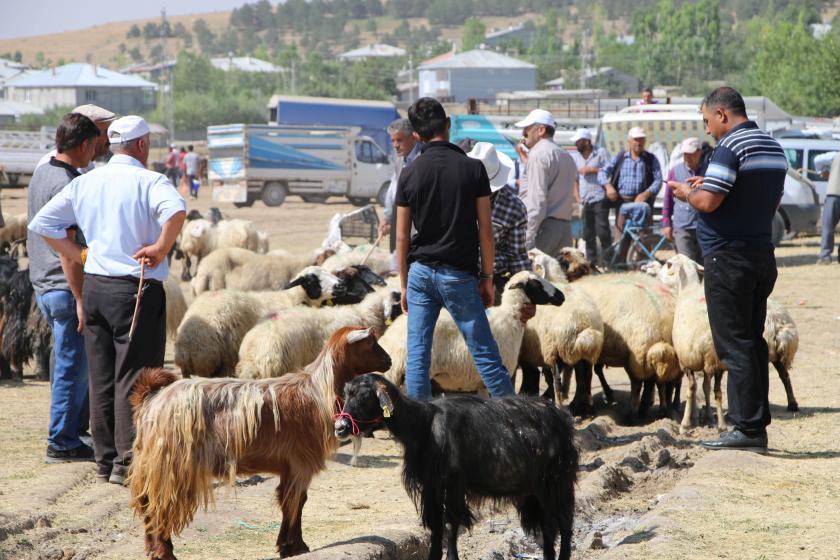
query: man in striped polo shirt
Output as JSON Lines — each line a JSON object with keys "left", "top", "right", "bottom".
{"left": 669, "top": 87, "right": 786, "bottom": 453}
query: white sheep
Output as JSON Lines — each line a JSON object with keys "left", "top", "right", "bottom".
{"left": 162, "top": 274, "right": 187, "bottom": 341}
{"left": 379, "top": 271, "right": 564, "bottom": 394}
{"left": 0, "top": 213, "right": 28, "bottom": 253}
{"left": 528, "top": 248, "right": 568, "bottom": 284}
{"left": 173, "top": 268, "right": 341, "bottom": 378}
{"left": 190, "top": 247, "right": 259, "bottom": 296}
{"left": 226, "top": 253, "right": 318, "bottom": 292}
{"left": 321, "top": 244, "right": 392, "bottom": 277}
{"left": 236, "top": 288, "right": 401, "bottom": 380}
{"left": 178, "top": 218, "right": 263, "bottom": 278}
{"left": 657, "top": 254, "right": 799, "bottom": 433}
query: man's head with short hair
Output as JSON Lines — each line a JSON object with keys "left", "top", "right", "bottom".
{"left": 641, "top": 87, "right": 655, "bottom": 104}
{"left": 388, "top": 118, "right": 417, "bottom": 157}
{"left": 408, "top": 97, "right": 449, "bottom": 142}
{"left": 188, "top": 145, "right": 194, "bottom": 152}
{"left": 700, "top": 86, "right": 748, "bottom": 141}
{"left": 55, "top": 113, "right": 100, "bottom": 167}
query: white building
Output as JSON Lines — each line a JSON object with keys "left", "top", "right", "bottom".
{"left": 338, "top": 44, "right": 406, "bottom": 61}
{"left": 417, "top": 49, "right": 536, "bottom": 103}
{"left": 210, "top": 56, "right": 285, "bottom": 73}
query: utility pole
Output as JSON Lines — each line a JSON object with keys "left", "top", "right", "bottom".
{"left": 291, "top": 58, "right": 297, "bottom": 95}
{"left": 161, "top": 8, "right": 175, "bottom": 144}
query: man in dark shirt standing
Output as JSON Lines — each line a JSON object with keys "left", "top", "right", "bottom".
{"left": 395, "top": 98, "right": 514, "bottom": 400}
{"left": 669, "top": 87, "right": 786, "bottom": 453}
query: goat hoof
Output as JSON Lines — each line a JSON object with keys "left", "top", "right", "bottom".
{"left": 787, "top": 402, "right": 799, "bottom": 412}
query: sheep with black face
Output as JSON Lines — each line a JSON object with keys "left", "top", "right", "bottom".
{"left": 335, "top": 374, "right": 578, "bottom": 560}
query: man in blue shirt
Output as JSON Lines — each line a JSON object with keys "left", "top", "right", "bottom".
{"left": 30, "top": 115, "right": 186, "bottom": 483}
{"left": 662, "top": 137, "right": 704, "bottom": 262}
{"left": 599, "top": 127, "right": 663, "bottom": 236}
{"left": 669, "top": 87, "right": 786, "bottom": 453}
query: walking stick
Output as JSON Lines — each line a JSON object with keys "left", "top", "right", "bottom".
{"left": 128, "top": 259, "right": 146, "bottom": 342}
{"left": 361, "top": 231, "right": 385, "bottom": 266}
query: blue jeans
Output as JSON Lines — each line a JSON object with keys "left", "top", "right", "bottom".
{"left": 36, "top": 290, "right": 88, "bottom": 450}
{"left": 405, "top": 261, "right": 515, "bottom": 400}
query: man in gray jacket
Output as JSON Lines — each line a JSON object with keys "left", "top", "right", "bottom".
{"left": 28, "top": 113, "right": 101, "bottom": 463}
{"left": 515, "top": 109, "right": 577, "bottom": 256}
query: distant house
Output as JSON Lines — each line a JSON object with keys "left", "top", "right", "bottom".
{"left": 811, "top": 23, "right": 832, "bottom": 39}
{"left": 0, "top": 100, "right": 43, "bottom": 125}
{"left": 483, "top": 24, "right": 534, "bottom": 49}
{"left": 338, "top": 44, "right": 406, "bottom": 61}
{"left": 0, "top": 58, "right": 28, "bottom": 100}
{"left": 121, "top": 60, "right": 177, "bottom": 82}
{"left": 210, "top": 56, "right": 285, "bottom": 73}
{"left": 417, "top": 49, "right": 536, "bottom": 103}
{"left": 5, "top": 63, "right": 156, "bottom": 114}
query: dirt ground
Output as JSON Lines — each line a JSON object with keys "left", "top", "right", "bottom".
{"left": 1, "top": 185, "right": 839, "bottom": 560}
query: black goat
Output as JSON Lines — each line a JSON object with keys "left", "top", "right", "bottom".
{"left": 335, "top": 374, "right": 578, "bottom": 560}
{"left": 0, "top": 255, "right": 52, "bottom": 380}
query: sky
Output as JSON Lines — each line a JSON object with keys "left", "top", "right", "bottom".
{"left": 0, "top": 0, "right": 251, "bottom": 40}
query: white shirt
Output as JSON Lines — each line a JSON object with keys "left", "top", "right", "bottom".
{"left": 28, "top": 154, "right": 186, "bottom": 281}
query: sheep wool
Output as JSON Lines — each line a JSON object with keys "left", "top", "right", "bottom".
{"left": 190, "top": 247, "right": 258, "bottom": 296}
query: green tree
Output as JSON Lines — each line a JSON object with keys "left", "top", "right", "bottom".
{"left": 461, "top": 17, "right": 486, "bottom": 50}
{"left": 143, "top": 22, "right": 160, "bottom": 41}
{"left": 193, "top": 19, "right": 216, "bottom": 53}
{"left": 127, "top": 24, "right": 141, "bottom": 39}
{"left": 366, "top": 18, "right": 377, "bottom": 33}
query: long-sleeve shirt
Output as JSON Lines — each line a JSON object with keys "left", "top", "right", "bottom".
{"left": 815, "top": 151, "right": 840, "bottom": 197}
{"left": 28, "top": 154, "right": 186, "bottom": 282}
{"left": 662, "top": 162, "right": 699, "bottom": 231}
{"left": 519, "top": 138, "right": 577, "bottom": 248}
{"left": 491, "top": 185, "right": 531, "bottom": 274}
{"left": 598, "top": 151, "right": 663, "bottom": 198}
{"left": 383, "top": 142, "right": 423, "bottom": 221}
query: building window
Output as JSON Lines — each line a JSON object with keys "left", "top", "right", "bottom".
{"left": 85, "top": 90, "right": 97, "bottom": 102}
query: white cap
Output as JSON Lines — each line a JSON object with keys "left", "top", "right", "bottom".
{"left": 71, "top": 104, "right": 116, "bottom": 123}
{"left": 107, "top": 115, "right": 150, "bottom": 144}
{"left": 467, "top": 142, "right": 515, "bottom": 192}
{"left": 681, "top": 137, "right": 701, "bottom": 154}
{"left": 628, "top": 126, "right": 646, "bottom": 139}
{"left": 515, "top": 109, "right": 554, "bottom": 129}
{"left": 571, "top": 128, "right": 592, "bottom": 142}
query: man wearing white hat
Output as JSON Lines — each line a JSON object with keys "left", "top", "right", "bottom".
{"left": 662, "top": 137, "right": 704, "bottom": 262}
{"left": 29, "top": 115, "right": 186, "bottom": 485}
{"left": 467, "top": 142, "right": 531, "bottom": 300}
{"left": 598, "top": 126, "right": 663, "bottom": 235}
{"left": 36, "top": 104, "right": 116, "bottom": 171}
{"left": 515, "top": 109, "right": 577, "bottom": 256}
{"left": 570, "top": 128, "right": 612, "bottom": 262}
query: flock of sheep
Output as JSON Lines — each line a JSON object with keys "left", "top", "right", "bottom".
{"left": 169, "top": 211, "right": 801, "bottom": 441}
{"left": 0, "top": 207, "right": 800, "bottom": 438}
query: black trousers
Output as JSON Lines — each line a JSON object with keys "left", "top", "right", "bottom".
{"left": 581, "top": 200, "right": 612, "bottom": 261}
{"left": 704, "top": 248, "right": 777, "bottom": 435}
{"left": 82, "top": 274, "right": 166, "bottom": 474}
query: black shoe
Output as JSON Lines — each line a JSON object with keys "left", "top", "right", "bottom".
{"left": 109, "top": 466, "right": 128, "bottom": 486}
{"left": 78, "top": 431, "right": 93, "bottom": 447}
{"left": 700, "top": 429, "right": 767, "bottom": 453}
{"left": 45, "top": 443, "right": 95, "bottom": 463}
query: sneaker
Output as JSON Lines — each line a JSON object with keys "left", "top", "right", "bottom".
{"left": 45, "top": 443, "right": 95, "bottom": 464}
{"left": 109, "top": 466, "right": 128, "bottom": 486}
{"left": 699, "top": 429, "right": 768, "bottom": 453}
{"left": 816, "top": 257, "right": 832, "bottom": 265}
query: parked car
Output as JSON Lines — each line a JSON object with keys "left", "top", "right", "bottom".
{"left": 779, "top": 138, "right": 840, "bottom": 203}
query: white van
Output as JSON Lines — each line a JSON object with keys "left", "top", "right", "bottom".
{"left": 778, "top": 138, "right": 840, "bottom": 203}
{"left": 598, "top": 106, "right": 820, "bottom": 244}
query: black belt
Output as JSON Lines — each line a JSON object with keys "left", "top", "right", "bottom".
{"left": 84, "top": 273, "right": 162, "bottom": 285}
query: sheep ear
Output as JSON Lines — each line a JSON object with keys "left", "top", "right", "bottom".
{"left": 376, "top": 382, "right": 394, "bottom": 418}
{"left": 346, "top": 328, "right": 371, "bottom": 344}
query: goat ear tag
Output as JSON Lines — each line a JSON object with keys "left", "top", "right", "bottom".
{"left": 377, "top": 386, "right": 394, "bottom": 417}
{"left": 382, "top": 405, "right": 391, "bottom": 418}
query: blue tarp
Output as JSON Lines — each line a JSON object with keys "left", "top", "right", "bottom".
{"left": 276, "top": 99, "right": 400, "bottom": 154}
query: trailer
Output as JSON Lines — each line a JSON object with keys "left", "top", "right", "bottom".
{"left": 208, "top": 124, "right": 393, "bottom": 208}
{"left": 0, "top": 127, "right": 53, "bottom": 187}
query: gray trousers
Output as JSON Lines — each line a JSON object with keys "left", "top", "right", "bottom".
{"left": 819, "top": 195, "right": 840, "bottom": 260}
{"left": 535, "top": 218, "right": 573, "bottom": 258}
{"left": 674, "top": 228, "right": 702, "bottom": 263}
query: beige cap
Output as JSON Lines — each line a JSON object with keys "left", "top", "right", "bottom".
{"left": 628, "top": 127, "right": 646, "bottom": 139}
{"left": 681, "top": 137, "right": 702, "bottom": 154}
{"left": 72, "top": 104, "right": 116, "bottom": 123}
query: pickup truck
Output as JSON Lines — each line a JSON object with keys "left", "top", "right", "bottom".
{"left": 0, "top": 127, "right": 54, "bottom": 187}
{"left": 208, "top": 124, "right": 393, "bottom": 208}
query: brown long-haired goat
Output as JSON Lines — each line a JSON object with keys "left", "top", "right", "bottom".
{"left": 128, "top": 325, "right": 392, "bottom": 560}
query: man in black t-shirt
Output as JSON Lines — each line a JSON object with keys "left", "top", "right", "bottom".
{"left": 395, "top": 98, "right": 515, "bottom": 400}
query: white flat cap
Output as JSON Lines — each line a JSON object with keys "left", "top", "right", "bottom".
{"left": 628, "top": 126, "right": 646, "bottom": 139}
{"left": 72, "top": 104, "right": 116, "bottom": 123}
{"left": 107, "top": 115, "right": 150, "bottom": 144}
{"left": 515, "top": 109, "right": 555, "bottom": 129}
{"left": 571, "top": 128, "right": 592, "bottom": 142}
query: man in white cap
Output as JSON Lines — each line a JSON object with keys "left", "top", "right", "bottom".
{"left": 515, "top": 109, "right": 577, "bottom": 256}
{"left": 467, "top": 142, "right": 531, "bottom": 300}
{"left": 662, "top": 137, "right": 704, "bottom": 262}
{"left": 36, "top": 104, "right": 116, "bottom": 171}
{"left": 570, "top": 128, "right": 612, "bottom": 262}
{"left": 29, "top": 115, "right": 186, "bottom": 485}
{"left": 599, "top": 126, "right": 663, "bottom": 236}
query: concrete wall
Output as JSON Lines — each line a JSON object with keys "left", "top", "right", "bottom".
{"left": 419, "top": 67, "right": 536, "bottom": 102}
{"left": 8, "top": 86, "right": 156, "bottom": 114}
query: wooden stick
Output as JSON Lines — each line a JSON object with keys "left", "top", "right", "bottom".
{"left": 361, "top": 231, "right": 384, "bottom": 266}
{"left": 128, "top": 260, "right": 146, "bottom": 342}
